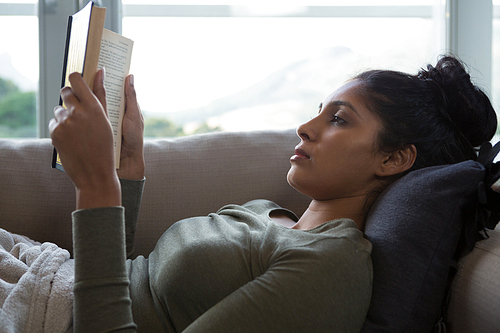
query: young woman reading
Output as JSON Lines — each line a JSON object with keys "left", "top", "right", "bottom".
{"left": 46, "top": 56, "right": 497, "bottom": 332}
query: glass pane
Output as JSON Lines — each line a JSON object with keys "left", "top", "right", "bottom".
{"left": 123, "top": 10, "right": 440, "bottom": 136}
{"left": 123, "top": 0, "right": 433, "bottom": 5}
{"left": 0, "top": 0, "right": 36, "bottom": 3}
{"left": 0, "top": 13, "right": 38, "bottom": 138}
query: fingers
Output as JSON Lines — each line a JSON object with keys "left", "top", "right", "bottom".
{"left": 59, "top": 86, "right": 79, "bottom": 110}
{"left": 49, "top": 106, "right": 68, "bottom": 134}
{"left": 124, "top": 74, "right": 141, "bottom": 117}
{"left": 49, "top": 108, "right": 68, "bottom": 156}
{"left": 93, "top": 68, "right": 107, "bottom": 115}
{"left": 123, "top": 74, "right": 144, "bottom": 129}
{"left": 54, "top": 105, "right": 69, "bottom": 122}
{"left": 52, "top": 72, "right": 110, "bottom": 143}
{"left": 62, "top": 72, "right": 104, "bottom": 116}
{"left": 67, "top": 72, "right": 93, "bottom": 100}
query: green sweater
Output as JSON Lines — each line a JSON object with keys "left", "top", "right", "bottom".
{"left": 72, "top": 179, "right": 373, "bottom": 332}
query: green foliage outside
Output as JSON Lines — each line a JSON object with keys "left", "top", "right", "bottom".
{"left": 0, "top": 77, "right": 37, "bottom": 138}
{"left": 0, "top": 74, "right": 498, "bottom": 139}
{"left": 144, "top": 116, "right": 220, "bottom": 137}
{"left": 0, "top": 75, "right": 220, "bottom": 139}
{"left": 144, "top": 117, "right": 184, "bottom": 137}
{"left": 0, "top": 77, "right": 18, "bottom": 99}
{"left": 190, "top": 122, "right": 222, "bottom": 136}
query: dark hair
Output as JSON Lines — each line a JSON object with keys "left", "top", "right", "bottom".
{"left": 354, "top": 55, "right": 497, "bottom": 172}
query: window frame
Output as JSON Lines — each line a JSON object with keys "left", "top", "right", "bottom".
{"left": 28, "top": 0, "right": 493, "bottom": 137}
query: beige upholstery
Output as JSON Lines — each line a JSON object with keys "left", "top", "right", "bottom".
{"left": 0, "top": 130, "right": 498, "bottom": 332}
{"left": 447, "top": 230, "right": 500, "bottom": 332}
{"left": 0, "top": 130, "right": 309, "bottom": 255}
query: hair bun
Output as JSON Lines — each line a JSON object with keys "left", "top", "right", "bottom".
{"left": 418, "top": 56, "right": 497, "bottom": 148}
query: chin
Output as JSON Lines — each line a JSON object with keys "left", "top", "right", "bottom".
{"left": 286, "top": 169, "right": 297, "bottom": 189}
{"left": 286, "top": 168, "right": 307, "bottom": 196}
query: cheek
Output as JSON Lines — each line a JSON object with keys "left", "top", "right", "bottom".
{"left": 287, "top": 162, "right": 336, "bottom": 199}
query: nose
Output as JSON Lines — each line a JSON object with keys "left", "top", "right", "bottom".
{"left": 296, "top": 116, "right": 317, "bottom": 142}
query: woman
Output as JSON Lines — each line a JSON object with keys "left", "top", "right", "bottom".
{"left": 48, "top": 56, "right": 497, "bottom": 332}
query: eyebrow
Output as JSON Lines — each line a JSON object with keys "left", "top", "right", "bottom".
{"left": 319, "top": 100, "right": 362, "bottom": 118}
{"left": 332, "top": 100, "right": 360, "bottom": 117}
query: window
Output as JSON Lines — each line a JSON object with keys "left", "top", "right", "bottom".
{"left": 2, "top": 0, "right": 496, "bottom": 138}
{"left": 122, "top": 0, "right": 445, "bottom": 136}
{"left": 0, "top": 0, "right": 38, "bottom": 138}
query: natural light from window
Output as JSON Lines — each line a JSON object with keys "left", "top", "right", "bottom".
{"left": 0, "top": 0, "right": 38, "bottom": 138}
{"left": 9, "top": 1, "right": 496, "bottom": 138}
{"left": 122, "top": 1, "right": 442, "bottom": 136}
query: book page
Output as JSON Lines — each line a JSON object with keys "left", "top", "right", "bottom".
{"left": 98, "top": 28, "right": 134, "bottom": 169}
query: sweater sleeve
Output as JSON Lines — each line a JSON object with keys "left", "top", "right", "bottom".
{"left": 120, "top": 178, "right": 145, "bottom": 258}
{"left": 72, "top": 207, "right": 137, "bottom": 333}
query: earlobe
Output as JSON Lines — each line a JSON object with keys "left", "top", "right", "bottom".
{"left": 376, "top": 144, "right": 417, "bottom": 177}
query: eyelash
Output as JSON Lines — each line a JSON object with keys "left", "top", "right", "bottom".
{"left": 331, "top": 115, "right": 347, "bottom": 125}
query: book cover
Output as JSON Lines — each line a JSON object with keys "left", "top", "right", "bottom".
{"left": 52, "top": 1, "right": 133, "bottom": 171}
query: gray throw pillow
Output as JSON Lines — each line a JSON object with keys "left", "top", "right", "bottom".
{"left": 361, "top": 160, "right": 485, "bottom": 333}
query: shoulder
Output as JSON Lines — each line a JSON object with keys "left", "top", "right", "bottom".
{"left": 304, "top": 219, "right": 372, "bottom": 256}
{"left": 266, "top": 219, "right": 372, "bottom": 275}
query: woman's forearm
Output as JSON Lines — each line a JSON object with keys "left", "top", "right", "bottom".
{"left": 72, "top": 207, "right": 137, "bottom": 332}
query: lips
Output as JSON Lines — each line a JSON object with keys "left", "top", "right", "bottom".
{"left": 291, "top": 147, "right": 310, "bottom": 161}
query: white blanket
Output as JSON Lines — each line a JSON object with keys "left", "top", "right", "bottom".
{"left": 0, "top": 228, "right": 73, "bottom": 333}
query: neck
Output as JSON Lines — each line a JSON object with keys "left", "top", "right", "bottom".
{"left": 293, "top": 194, "right": 374, "bottom": 231}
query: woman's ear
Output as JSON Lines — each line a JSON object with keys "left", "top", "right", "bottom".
{"left": 376, "top": 144, "right": 417, "bottom": 177}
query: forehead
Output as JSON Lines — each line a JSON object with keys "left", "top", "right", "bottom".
{"left": 322, "top": 80, "right": 381, "bottom": 126}
{"left": 322, "top": 80, "right": 364, "bottom": 106}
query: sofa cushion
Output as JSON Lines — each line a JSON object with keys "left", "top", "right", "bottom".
{"left": 0, "top": 139, "right": 76, "bottom": 252}
{"left": 0, "top": 131, "right": 311, "bottom": 256}
{"left": 362, "top": 160, "right": 485, "bottom": 333}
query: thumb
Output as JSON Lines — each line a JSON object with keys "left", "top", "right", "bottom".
{"left": 124, "top": 74, "right": 142, "bottom": 120}
{"left": 93, "top": 68, "right": 107, "bottom": 116}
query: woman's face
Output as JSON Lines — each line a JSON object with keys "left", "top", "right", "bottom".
{"left": 287, "top": 80, "right": 387, "bottom": 201}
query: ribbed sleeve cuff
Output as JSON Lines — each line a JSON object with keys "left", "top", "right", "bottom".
{"left": 120, "top": 178, "right": 145, "bottom": 258}
{"left": 72, "top": 206, "right": 127, "bottom": 281}
{"left": 72, "top": 206, "right": 136, "bottom": 332}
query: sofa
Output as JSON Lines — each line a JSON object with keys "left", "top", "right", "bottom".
{"left": 1, "top": 129, "right": 499, "bottom": 332}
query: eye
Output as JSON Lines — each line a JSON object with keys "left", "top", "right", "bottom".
{"left": 331, "top": 115, "right": 347, "bottom": 125}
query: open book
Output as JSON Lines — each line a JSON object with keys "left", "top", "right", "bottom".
{"left": 52, "top": 1, "right": 134, "bottom": 171}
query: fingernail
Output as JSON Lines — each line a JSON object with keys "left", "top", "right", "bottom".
{"left": 129, "top": 74, "right": 134, "bottom": 87}
{"left": 101, "top": 67, "right": 106, "bottom": 81}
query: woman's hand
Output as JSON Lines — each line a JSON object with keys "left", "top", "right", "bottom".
{"left": 49, "top": 70, "right": 121, "bottom": 210}
{"left": 117, "top": 74, "right": 145, "bottom": 180}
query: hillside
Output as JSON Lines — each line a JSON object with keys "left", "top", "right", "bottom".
{"left": 164, "top": 46, "right": 428, "bottom": 132}
{"left": 165, "top": 46, "right": 366, "bottom": 131}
